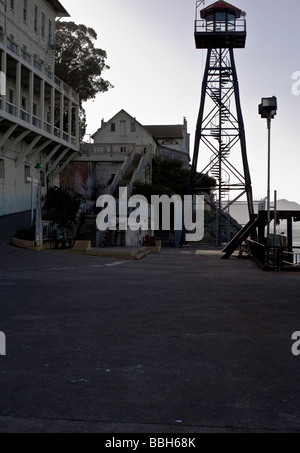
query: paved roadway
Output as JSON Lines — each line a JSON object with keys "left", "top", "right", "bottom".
{"left": 0, "top": 212, "right": 300, "bottom": 433}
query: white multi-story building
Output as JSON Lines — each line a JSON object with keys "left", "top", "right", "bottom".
{"left": 0, "top": 0, "right": 80, "bottom": 216}
{"left": 62, "top": 110, "right": 190, "bottom": 201}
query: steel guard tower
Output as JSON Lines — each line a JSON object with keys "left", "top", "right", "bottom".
{"left": 190, "top": 0, "right": 254, "bottom": 246}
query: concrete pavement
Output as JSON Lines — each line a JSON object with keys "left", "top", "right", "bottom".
{"left": 0, "top": 212, "right": 300, "bottom": 432}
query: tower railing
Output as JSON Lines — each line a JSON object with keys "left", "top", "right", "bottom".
{"left": 195, "top": 19, "right": 246, "bottom": 34}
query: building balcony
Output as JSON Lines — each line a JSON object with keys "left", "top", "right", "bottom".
{"left": 0, "top": 32, "right": 80, "bottom": 151}
{"left": 0, "top": 98, "right": 78, "bottom": 149}
{"left": 0, "top": 32, "right": 79, "bottom": 104}
{"left": 78, "top": 143, "right": 136, "bottom": 162}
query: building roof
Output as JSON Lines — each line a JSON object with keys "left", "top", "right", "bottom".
{"left": 92, "top": 109, "right": 146, "bottom": 139}
{"left": 92, "top": 110, "right": 185, "bottom": 141}
{"left": 201, "top": 0, "right": 242, "bottom": 19}
{"left": 144, "top": 125, "right": 184, "bottom": 139}
{"left": 46, "top": 0, "right": 70, "bottom": 17}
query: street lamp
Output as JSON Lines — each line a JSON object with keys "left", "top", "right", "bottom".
{"left": 34, "top": 163, "right": 43, "bottom": 248}
{"left": 259, "top": 96, "right": 277, "bottom": 244}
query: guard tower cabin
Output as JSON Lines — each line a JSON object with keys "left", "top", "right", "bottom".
{"left": 195, "top": 0, "right": 246, "bottom": 49}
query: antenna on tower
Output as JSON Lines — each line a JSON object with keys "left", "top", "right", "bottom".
{"left": 196, "top": 1, "right": 206, "bottom": 20}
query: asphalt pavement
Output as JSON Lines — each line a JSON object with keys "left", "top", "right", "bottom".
{"left": 0, "top": 212, "right": 300, "bottom": 433}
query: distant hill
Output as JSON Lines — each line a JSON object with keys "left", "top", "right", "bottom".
{"left": 228, "top": 199, "right": 300, "bottom": 227}
{"left": 276, "top": 199, "right": 300, "bottom": 211}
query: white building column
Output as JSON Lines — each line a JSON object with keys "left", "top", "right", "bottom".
{"left": 50, "top": 85, "right": 55, "bottom": 135}
{"left": 75, "top": 104, "right": 80, "bottom": 145}
{"left": 29, "top": 69, "right": 34, "bottom": 124}
{"left": 68, "top": 99, "right": 72, "bottom": 142}
{"left": 60, "top": 92, "right": 64, "bottom": 138}
{"left": 1, "top": 48, "right": 6, "bottom": 81}
{"left": 1, "top": 50, "right": 7, "bottom": 103}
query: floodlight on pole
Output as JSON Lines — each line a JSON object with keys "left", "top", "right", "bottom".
{"left": 259, "top": 96, "right": 277, "bottom": 244}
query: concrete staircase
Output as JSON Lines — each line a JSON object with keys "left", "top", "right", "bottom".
{"left": 76, "top": 215, "right": 97, "bottom": 247}
{"left": 113, "top": 154, "right": 142, "bottom": 197}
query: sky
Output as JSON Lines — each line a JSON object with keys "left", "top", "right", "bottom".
{"left": 61, "top": 0, "right": 300, "bottom": 203}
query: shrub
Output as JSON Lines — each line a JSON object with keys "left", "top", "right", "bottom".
{"left": 15, "top": 227, "right": 35, "bottom": 241}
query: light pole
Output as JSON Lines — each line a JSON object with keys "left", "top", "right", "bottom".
{"left": 259, "top": 97, "right": 277, "bottom": 244}
{"left": 34, "top": 163, "right": 43, "bottom": 247}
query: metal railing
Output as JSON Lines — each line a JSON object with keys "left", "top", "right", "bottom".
{"left": 5, "top": 101, "right": 17, "bottom": 116}
{"left": 32, "top": 116, "right": 41, "bottom": 128}
{"left": 107, "top": 145, "right": 137, "bottom": 196}
{"left": 20, "top": 109, "right": 30, "bottom": 123}
{"left": 128, "top": 144, "right": 154, "bottom": 196}
{"left": 0, "top": 33, "right": 79, "bottom": 103}
{"left": 7, "top": 38, "right": 19, "bottom": 55}
{"left": 80, "top": 143, "right": 135, "bottom": 157}
{"left": 42, "top": 221, "right": 55, "bottom": 241}
{"left": 247, "top": 239, "right": 300, "bottom": 271}
{"left": 195, "top": 19, "right": 246, "bottom": 34}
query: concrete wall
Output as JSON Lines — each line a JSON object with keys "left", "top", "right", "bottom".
{"left": 0, "top": 141, "right": 48, "bottom": 216}
{"left": 61, "top": 160, "right": 122, "bottom": 200}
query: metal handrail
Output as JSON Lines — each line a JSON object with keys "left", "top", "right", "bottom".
{"left": 247, "top": 239, "right": 300, "bottom": 271}
{"left": 195, "top": 19, "right": 246, "bottom": 34}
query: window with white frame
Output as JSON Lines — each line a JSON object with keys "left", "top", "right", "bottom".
{"left": 23, "top": 0, "right": 28, "bottom": 22}
{"left": 25, "top": 165, "right": 30, "bottom": 183}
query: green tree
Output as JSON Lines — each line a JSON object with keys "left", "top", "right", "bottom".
{"left": 132, "top": 156, "right": 216, "bottom": 201}
{"left": 55, "top": 22, "right": 113, "bottom": 138}
{"left": 42, "top": 186, "right": 86, "bottom": 231}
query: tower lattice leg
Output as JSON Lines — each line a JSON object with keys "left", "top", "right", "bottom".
{"left": 189, "top": 47, "right": 254, "bottom": 246}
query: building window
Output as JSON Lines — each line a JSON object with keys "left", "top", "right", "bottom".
{"left": 25, "top": 165, "right": 31, "bottom": 183}
{"left": 41, "top": 13, "right": 45, "bottom": 39}
{"left": 111, "top": 123, "right": 116, "bottom": 132}
{"left": 23, "top": 0, "right": 28, "bottom": 22}
{"left": 48, "top": 20, "right": 52, "bottom": 43}
{"left": 10, "top": 0, "right": 14, "bottom": 11}
{"left": 130, "top": 122, "right": 136, "bottom": 132}
{"left": 0, "top": 159, "right": 5, "bottom": 179}
{"left": 40, "top": 171, "right": 45, "bottom": 188}
{"left": 34, "top": 5, "right": 38, "bottom": 33}
{"left": 21, "top": 97, "right": 26, "bottom": 110}
{"left": 8, "top": 89, "right": 14, "bottom": 104}
{"left": 120, "top": 121, "right": 126, "bottom": 136}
